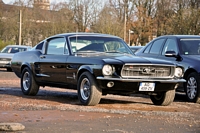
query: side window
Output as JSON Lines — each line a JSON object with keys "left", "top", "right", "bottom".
{"left": 144, "top": 43, "right": 152, "bottom": 53}
{"left": 47, "top": 38, "right": 66, "bottom": 55}
{"left": 162, "top": 39, "right": 178, "bottom": 55}
{"left": 149, "top": 39, "right": 165, "bottom": 54}
{"left": 35, "top": 41, "right": 44, "bottom": 50}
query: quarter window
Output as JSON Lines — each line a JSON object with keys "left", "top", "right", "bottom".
{"left": 149, "top": 39, "right": 165, "bottom": 54}
{"left": 144, "top": 43, "right": 152, "bottom": 53}
{"left": 35, "top": 41, "right": 44, "bottom": 50}
{"left": 47, "top": 38, "right": 66, "bottom": 55}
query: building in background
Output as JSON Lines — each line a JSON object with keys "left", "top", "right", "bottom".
{"left": 0, "top": 0, "right": 50, "bottom": 10}
{"left": 0, "top": 0, "right": 52, "bottom": 46}
{"left": 33, "top": 0, "right": 50, "bottom": 10}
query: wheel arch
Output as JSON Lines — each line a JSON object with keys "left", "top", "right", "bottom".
{"left": 77, "top": 65, "right": 94, "bottom": 81}
{"left": 183, "top": 68, "right": 197, "bottom": 80}
{"left": 20, "top": 63, "right": 33, "bottom": 77}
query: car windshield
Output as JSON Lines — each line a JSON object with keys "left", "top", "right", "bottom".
{"left": 69, "top": 36, "right": 132, "bottom": 54}
{"left": 1, "top": 46, "right": 27, "bottom": 53}
{"left": 180, "top": 39, "right": 200, "bottom": 55}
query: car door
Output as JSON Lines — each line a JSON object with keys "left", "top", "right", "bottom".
{"left": 38, "top": 37, "right": 69, "bottom": 84}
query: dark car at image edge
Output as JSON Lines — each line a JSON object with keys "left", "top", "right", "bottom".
{"left": 136, "top": 35, "right": 200, "bottom": 103}
{"left": 11, "top": 33, "right": 185, "bottom": 106}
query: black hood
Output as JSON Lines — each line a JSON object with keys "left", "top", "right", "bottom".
{"left": 77, "top": 52, "right": 175, "bottom": 65}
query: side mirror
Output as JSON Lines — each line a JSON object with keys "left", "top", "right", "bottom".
{"left": 165, "top": 51, "right": 177, "bottom": 57}
{"left": 165, "top": 50, "right": 182, "bottom": 61}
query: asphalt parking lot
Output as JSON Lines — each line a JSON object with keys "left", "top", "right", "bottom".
{"left": 0, "top": 69, "right": 200, "bottom": 133}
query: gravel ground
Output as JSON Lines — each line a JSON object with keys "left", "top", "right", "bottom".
{"left": 0, "top": 69, "right": 200, "bottom": 133}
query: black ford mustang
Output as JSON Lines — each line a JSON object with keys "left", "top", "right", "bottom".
{"left": 11, "top": 33, "right": 185, "bottom": 106}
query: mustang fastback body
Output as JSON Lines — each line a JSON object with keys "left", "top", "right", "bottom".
{"left": 11, "top": 33, "right": 185, "bottom": 106}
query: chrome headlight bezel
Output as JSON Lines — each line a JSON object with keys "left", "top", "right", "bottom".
{"left": 102, "top": 65, "right": 115, "bottom": 76}
{"left": 174, "top": 67, "right": 183, "bottom": 78}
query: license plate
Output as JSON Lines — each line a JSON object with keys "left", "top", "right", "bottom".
{"left": 139, "top": 82, "right": 155, "bottom": 91}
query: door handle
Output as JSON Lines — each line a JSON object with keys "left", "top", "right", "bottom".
{"left": 40, "top": 55, "right": 46, "bottom": 59}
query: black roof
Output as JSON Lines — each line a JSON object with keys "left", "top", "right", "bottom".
{"left": 50, "top": 32, "right": 121, "bottom": 38}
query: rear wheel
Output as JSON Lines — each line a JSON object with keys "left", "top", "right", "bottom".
{"left": 77, "top": 71, "right": 102, "bottom": 106}
{"left": 21, "top": 67, "right": 39, "bottom": 95}
{"left": 150, "top": 90, "right": 175, "bottom": 106}
{"left": 185, "top": 72, "right": 200, "bottom": 103}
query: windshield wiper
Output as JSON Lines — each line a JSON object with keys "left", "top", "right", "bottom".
{"left": 105, "top": 51, "right": 124, "bottom": 53}
{"left": 77, "top": 50, "right": 104, "bottom": 53}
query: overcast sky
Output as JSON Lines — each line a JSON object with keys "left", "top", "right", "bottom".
{"left": 3, "top": 0, "right": 64, "bottom": 4}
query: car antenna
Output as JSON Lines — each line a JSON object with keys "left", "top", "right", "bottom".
{"left": 76, "top": 28, "right": 78, "bottom": 44}
{"left": 74, "top": 28, "right": 78, "bottom": 56}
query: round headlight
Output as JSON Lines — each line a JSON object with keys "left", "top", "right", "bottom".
{"left": 102, "top": 65, "right": 115, "bottom": 76}
{"left": 175, "top": 67, "right": 183, "bottom": 77}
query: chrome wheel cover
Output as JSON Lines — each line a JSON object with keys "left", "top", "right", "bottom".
{"left": 80, "top": 78, "right": 90, "bottom": 101}
{"left": 187, "top": 77, "right": 197, "bottom": 99}
{"left": 22, "top": 71, "right": 31, "bottom": 91}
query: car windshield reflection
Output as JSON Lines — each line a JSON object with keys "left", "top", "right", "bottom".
{"left": 69, "top": 36, "right": 131, "bottom": 54}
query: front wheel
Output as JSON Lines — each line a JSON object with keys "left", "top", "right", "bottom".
{"left": 21, "top": 67, "right": 39, "bottom": 95}
{"left": 150, "top": 90, "right": 175, "bottom": 106}
{"left": 185, "top": 72, "right": 200, "bottom": 103}
{"left": 77, "top": 72, "right": 102, "bottom": 106}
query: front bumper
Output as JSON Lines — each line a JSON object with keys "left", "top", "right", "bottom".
{"left": 97, "top": 76, "right": 186, "bottom": 83}
{"left": 96, "top": 76, "right": 186, "bottom": 93}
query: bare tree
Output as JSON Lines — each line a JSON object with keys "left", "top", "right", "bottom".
{"left": 127, "top": 0, "right": 156, "bottom": 45}
{"left": 67, "top": 0, "right": 101, "bottom": 32}
{"left": 1, "top": 0, "right": 200, "bottom": 46}
{"left": 92, "top": 5, "right": 124, "bottom": 37}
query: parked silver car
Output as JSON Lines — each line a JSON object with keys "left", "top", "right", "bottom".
{"left": 0, "top": 45, "right": 32, "bottom": 71}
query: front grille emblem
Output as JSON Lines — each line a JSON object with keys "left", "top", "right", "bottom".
{"left": 142, "top": 68, "right": 155, "bottom": 74}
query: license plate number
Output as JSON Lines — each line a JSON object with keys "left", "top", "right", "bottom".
{"left": 139, "top": 82, "right": 155, "bottom": 91}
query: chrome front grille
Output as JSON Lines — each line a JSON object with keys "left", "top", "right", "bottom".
{"left": 121, "top": 64, "right": 174, "bottom": 78}
{"left": 0, "top": 58, "right": 11, "bottom": 61}
{"left": 0, "top": 58, "right": 11, "bottom": 65}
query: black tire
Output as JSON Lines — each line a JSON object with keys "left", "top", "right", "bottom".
{"left": 77, "top": 71, "right": 102, "bottom": 106}
{"left": 150, "top": 90, "right": 175, "bottom": 106}
{"left": 184, "top": 72, "right": 200, "bottom": 103}
{"left": 21, "top": 67, "right": 39, "bottom": 96}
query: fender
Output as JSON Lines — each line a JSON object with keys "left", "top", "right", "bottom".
{"left": 77, "top": 64, "right": 102, "bottom": 80}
